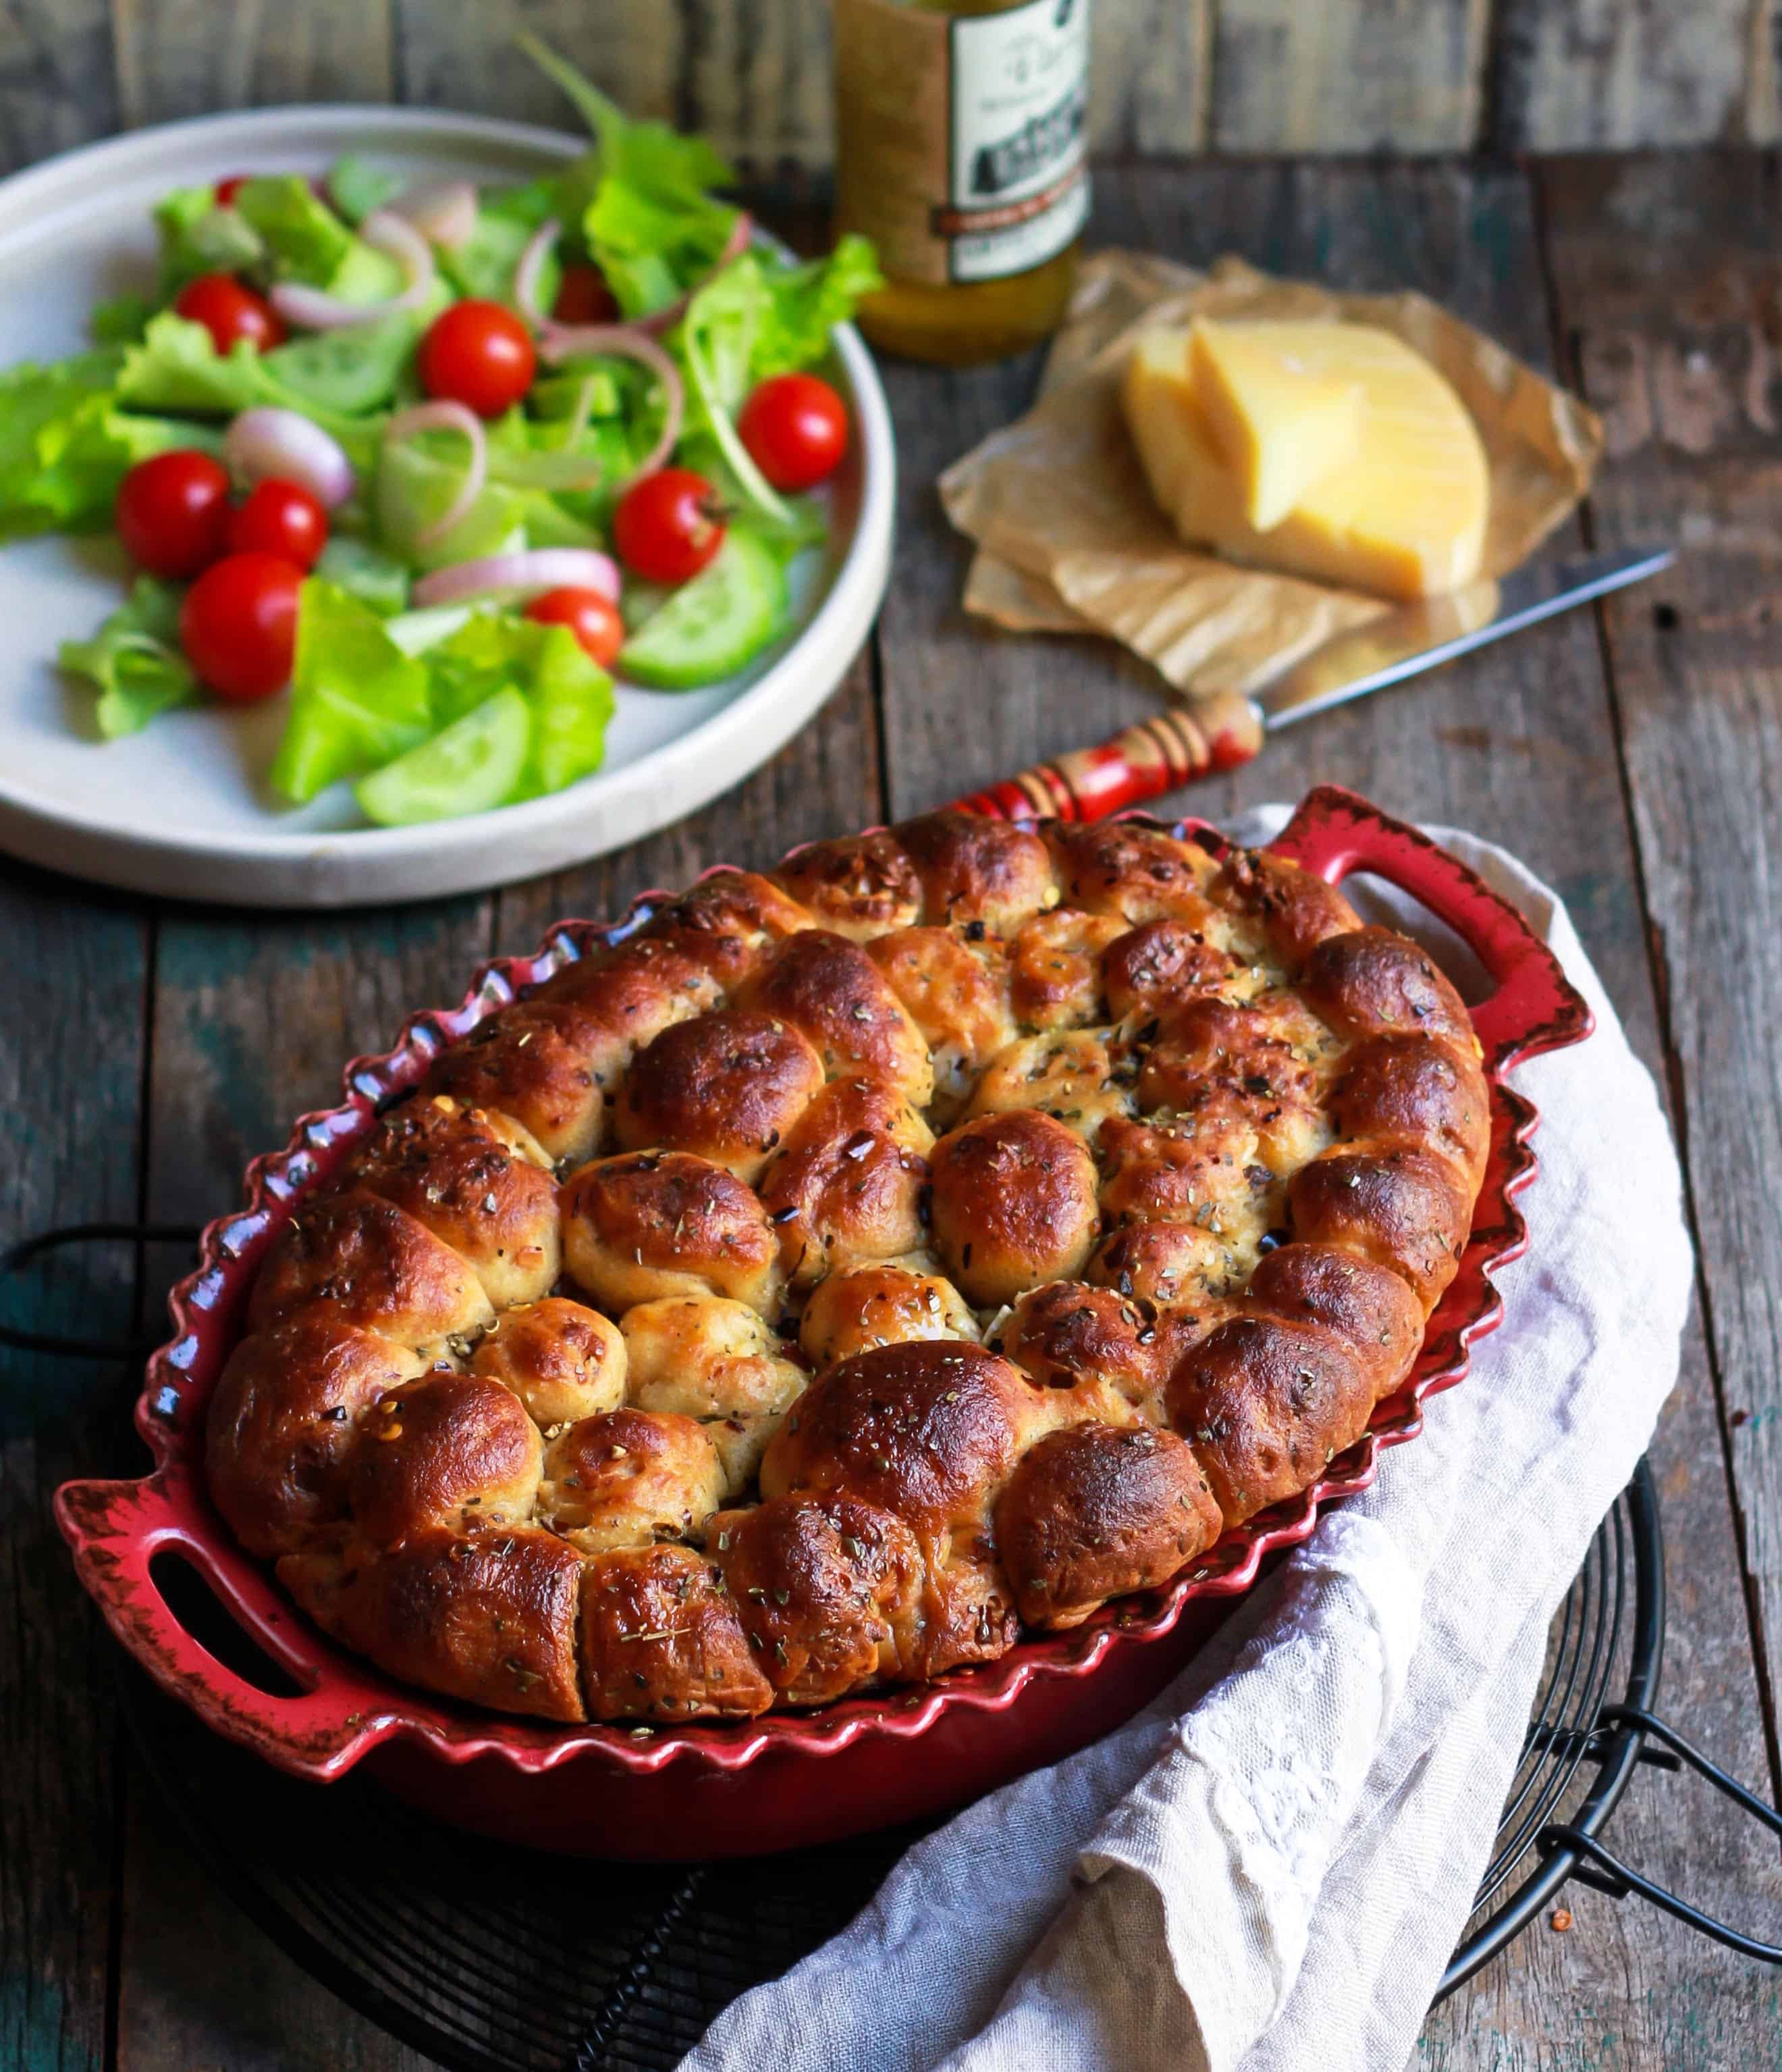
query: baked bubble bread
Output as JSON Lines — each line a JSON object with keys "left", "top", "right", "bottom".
{"left": 207, "top": 811, "right": 1489, "bottom": 1724}
{"left": 1123, "top": 317, "right": 1490, "bottom": 601}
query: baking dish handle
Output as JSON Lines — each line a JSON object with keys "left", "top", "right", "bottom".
{"left": 1268, "top": 785, "right": 1594, "bottom": 1071}
{"left": 54, "top": 1469, "right": 379, "bottom": 1777}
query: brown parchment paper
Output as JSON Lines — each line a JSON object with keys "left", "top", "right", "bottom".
{"left": 940, "top": 252, "right": 1605, "bottom": 703}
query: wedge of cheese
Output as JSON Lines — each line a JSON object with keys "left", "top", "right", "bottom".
{"left": 1123, "top": 329, "right": 1250, "bottom": 538}
{"left": 1121, "top": 320, "right": 1490, "bottom": 601}
{"left": 1188, "top": 319, "right": 1361, "bottom": 530}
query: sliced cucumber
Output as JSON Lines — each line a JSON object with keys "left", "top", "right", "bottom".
{"left": 619, "top": 529, "right": 789, "bottom": 691}
{"left": 356, "top": 685, "right": 531, "bottom": 827}
{"left": 265, "top": 300, "right": 435, "bottom": 415}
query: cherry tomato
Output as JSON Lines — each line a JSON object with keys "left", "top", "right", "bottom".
{"left": 525, "top": 586, "right": 624, "bottom": 667}
{"left": 178, "top": 552, "right": 304, "bottom": 703}
{"left": 173, "top": 271, "right": 287, "bottom": 355}
{"left": 215, "top": 174, "right": 251, "bottom": 207}
{"left": 737, "top": 373, "right": 848, "bottom": 492}
{"left": 226, "top": 478, "right": 328, "bottom": 569}
{"left": 417, "top": 300, "right": 537, "bottom": 418}
{"left": 612, "top": 469, "right": 725, "bottom": 585}
{"left": 551, "top": 263, "right": 619, "bottom": 326}
{"left": 114, "top": 450, "right": 232, "bottom": 580}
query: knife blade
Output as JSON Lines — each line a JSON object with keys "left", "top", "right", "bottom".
{"left": 946, "top": 543, "right": 1677, "bottom": 824}
{"left": 1255, "top": 544, "right": 1675, "bottom": 732}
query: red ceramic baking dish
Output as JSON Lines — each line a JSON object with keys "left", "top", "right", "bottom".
{"left": 57, "top": 785, "right": 1590, "bottom": 1859}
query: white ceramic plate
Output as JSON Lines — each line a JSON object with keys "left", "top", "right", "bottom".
{"left": 0, "top": 108, "right": 894, "bottom": 907}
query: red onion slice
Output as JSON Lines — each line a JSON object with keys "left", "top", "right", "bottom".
{"left": 223, "top": 407, "right": 356, "bottom": 508}
{"left": 385, "top": 399, "right": 489, "bottom": 547}
{"left": 392, "top": 179, "right": 478, "bottom": 253}
{"left": 513, "top": 217, "right": 560, "bottom": 327}
{"left": 269, "top": 207, "right": 438, "bottom": 331}
{"left": 411, "top": 548, "right": 621, "bottom": 609}
{"left": 537, "top": 325, "right": 684, "bottom": 480}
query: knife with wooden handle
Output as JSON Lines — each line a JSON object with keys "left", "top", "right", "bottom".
{"left": 948, "top": 546, "right": 1675, "bottom": 822}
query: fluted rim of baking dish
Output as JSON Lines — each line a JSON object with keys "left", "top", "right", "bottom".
{"left": 55, "top": 785, "right": 1593, "bottom": 1781}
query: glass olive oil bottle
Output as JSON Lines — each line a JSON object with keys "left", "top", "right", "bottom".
{"left": 833, "top": 0, "right": 1091, "bottom": 365}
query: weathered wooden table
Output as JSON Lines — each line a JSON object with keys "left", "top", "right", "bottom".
{"left": 5, "top": 150, "right": 1781, "bottom": 2070}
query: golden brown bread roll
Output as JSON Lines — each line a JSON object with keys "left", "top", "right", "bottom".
{"left": 1096, "top": 1112, "right": 1266, "bottom": 1252}
{"left": 425, "top": 1002, "right": 612, "bottom": 1167}
{"left": 798, "top": 1260, "right": 979, "bottom": 1368}
{"left": 620, "top": 1296, "right": 805, "bottom": 1420}
{"left": 214, "top": 807, "right": 1492, "bottom": 1727}
{"left": 736, "top": 929, "right": 934, "bottom": 1105}
{"left": 1287, "top": 1145, "right": 1474, "bottom": 1311}
{"left": 1330, "top": 1032, "right": 1490, "bottom": 1183}
{"left": 1132, "top": 997, "right": 1330, "bottom": 1155}
{"left": 560, "top": 1150, "right": 784, "bottom": 1315}
{"left": 966, "top": 1028, "right": 1135, "bottom": 1147}
{"left": 1166, "top": 1314, "right": 1376, "bottom": 1524}
{"left": 618, "top": 1294, "right": 807, "bottom": 1497}
{"left": 894, "top": 811, "right": 1058, "bottom": 935}
{"left": 538, "top": 1407, "right": 724, "bottom": 1552}
{"left": 1102, "top": 919, "right": 1239, "bottom": 1022}
{"left": 757, "top": 1075, "right": 934, "bottom": 1288}
{"left": 1086, "top": 1219, "right": 1236, "bottom": 1305}
{"left": 614, "top": 1007, "right": 826, "bottom": 1182}
{"left": 1008, "top": 908, "right": 1125, "bottom": 1030}
{"left": 993, "top": 1279, "right": 1204, "bottom": 1421}
{"left": 1212, "top": 847, "right": 1359, "bottom": 972}
{"left": 996, "top": 1423, "right": 1222, "bottom": 1627}
{"left": 247, "top": 1189, "right": 493, "bottom": 1357}
{"left": 711, "top": 1493, "right": 925, "bottom": 1702}
{"left": 206, "top": 1316, "right": 426, "bottom": 1557}
{"left": 1299, "top": 927, "right": 1476, "bottom": 1048}
{"left": 470, "top": 1296, "right": 626, "bottom": 1427}
{"left": 498, "top": 937, "right": 728, "bottom": 1155}
{"left": 1243, "top": 1242, "right": 1423, "bottom": 1402}
{"left": 579, "top": 1542, "right": 772, "bottom": 1720}
{"left": 344, "top": 1094, "right": 560, "bottom": 1310}
{"left": 1046, "top": 820, "right": 1222, "bottom": 929}
{"left": 929, "top": 1110, "right": 1102, "bottom": 1306}
{"left": 760, "top": 1340, "right": 1051, "bottom": 1550}
{"left": 772, "top": 828, "right": 923, "bottom": 941}
{"left": 281, "top": 1526, "right": 585, "bottom": 1722}
{"left": 632, "top": 868, "right": 816, "bottom": 989}
{"left": 348, "top": 1371, "right": 543, "bottom": 1545}
{"left": 867, "top": 925, "right": 1017, "bottom": 1121}
{"left": 917, "top": 1552, "right": 1023, "bottom": 1677}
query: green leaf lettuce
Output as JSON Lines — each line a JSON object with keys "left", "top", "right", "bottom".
{"left": 57, "top": 576, "right": 200, "bottom": 737}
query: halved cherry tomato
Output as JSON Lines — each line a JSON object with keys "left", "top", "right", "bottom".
{"left": 114, "top": 450, "right": 232, "bottom": 580}
{"left": 525, "top": 585, "right": 624, "bottom": 667}
{"left": 417, "top": 300, "right": 537, "bottom": 418}
{"left": 738, "top": 373, "right": 848, "bottom": 492}
{"left": 178, "top": 552, "right": 304, "bottom": 703}
{"left": 551, "top": 263, "right": 619, "bottom": 326}
{"left": 215, "top": 174, "right": 251, "bottom": 207}
{"left": 226, "top": 479, "right": 328, "bottom": 569}
{"left": 612, "top": 469, "right": 725, "bottom": 585}
{"left": 173, "top": 271, "right": 287, "bottom": 355}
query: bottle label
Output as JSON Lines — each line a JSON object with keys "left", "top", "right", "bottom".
{"left": 834, "top": 0, "right": 1091, "bottom": 288}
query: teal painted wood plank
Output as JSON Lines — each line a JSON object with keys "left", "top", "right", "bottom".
{"left": 116, "top": 893, "right": 493, "bottom": 2072}
{"left": 0, "top": 866, "right": 151, "bottom": 2072}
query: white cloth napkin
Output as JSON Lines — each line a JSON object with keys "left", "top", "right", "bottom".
{"left": 680, "top": 812, "right": 1693, "bottom": 2072}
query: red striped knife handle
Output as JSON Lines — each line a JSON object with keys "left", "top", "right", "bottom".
{"left": 947, "top": 690, "right": 1262, "bottom": 822}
